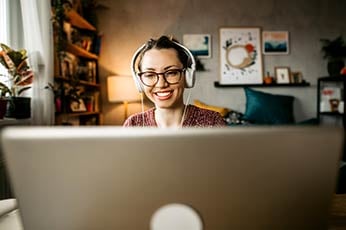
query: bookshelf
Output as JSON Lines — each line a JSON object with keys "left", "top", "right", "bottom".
{"left": 52, "top": 3, "right": 102, "bottom": 126}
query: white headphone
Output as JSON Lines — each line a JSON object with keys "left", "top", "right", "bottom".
{"left": 131, "top": 41, "right": 196, "bottom": 92}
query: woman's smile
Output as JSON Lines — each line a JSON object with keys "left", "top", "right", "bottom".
{"left": 154, "top": 90, "right": 173, "bottom": 100}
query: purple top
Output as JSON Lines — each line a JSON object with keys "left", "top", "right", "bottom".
{"left": 123, "top": 105, "right": 227, "bottom": 127}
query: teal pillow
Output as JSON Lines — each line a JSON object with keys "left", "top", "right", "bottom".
{"left": 243, "top": 87, "right": 295, "bottom": 124}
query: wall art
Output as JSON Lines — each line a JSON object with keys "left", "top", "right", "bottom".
{"left": 183, "top": 34, "right": 211, "bottom": 58}
{"left": 262, "top": 31, "right": 289, "bottom": 55}
{"left": 219, "top": 27, "right": 263, "bottom": 84}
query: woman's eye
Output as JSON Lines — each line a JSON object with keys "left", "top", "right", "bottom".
{"left": 143, "top": 73, "right": 156, "bottom": 78}
{"left": 166, "top": 70, "right": 179, "bottom": 77}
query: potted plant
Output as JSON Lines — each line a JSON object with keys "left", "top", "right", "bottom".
{"left": 320, "top": 36, "right": 346, "bottom": 76}
{"left": 0, "top": 43, "right": 34, "bottom": 119}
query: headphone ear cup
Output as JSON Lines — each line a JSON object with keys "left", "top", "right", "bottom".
{"left": 185, "top": 68, "right": 195, "bottom": 88}
{"left": 133, "top": 73, "right": 144, "bottom": 93}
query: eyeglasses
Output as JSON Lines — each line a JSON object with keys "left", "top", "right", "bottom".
{"left": 138, "top": 69, "right": 185, "bottom": 87}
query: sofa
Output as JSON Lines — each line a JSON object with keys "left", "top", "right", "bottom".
{"left": 194, "top": 87, "right": 318, "bottom": 126}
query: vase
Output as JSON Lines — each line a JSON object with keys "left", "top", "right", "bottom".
{"left": 328, "top": 59, "right": 345, "bottom": 76}
{"left": 0, "top": 98, "right": 7, "bottom": 119}
{"left": 5, "top": 97, "right": 31, "bottom": 119}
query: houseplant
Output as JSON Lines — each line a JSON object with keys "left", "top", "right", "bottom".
{"left": 0, "top": 43, "right": 34, "bottom": 118}
{"left": 320, "top": 36, "right": 346, "bottom": 76}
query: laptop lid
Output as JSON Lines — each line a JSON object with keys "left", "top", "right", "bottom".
{"left": 1, "top": 126, "right": 343, "bottom": 230}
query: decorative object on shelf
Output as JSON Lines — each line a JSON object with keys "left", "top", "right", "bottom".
{"left": 219, "top": 27, "right": 263, "bottom": 85}
{"left": 341, "top": 67, "right": 346, "bottom": 75}
{"left": 291, "top": 71, "right": 303, "bottom": 83}
{"left": 275, "top": 67, "right": 291, "bottom": 84}
{"left": 70, "top": 98, "right": 86, "bottom": 112}
{"left": 183, "top": 34, "right": 211, "bottom": 58}
{"left": 107, "top": 75, "right": 140, "bottom": 120}
{"left": 5, "top": 96, "right": 31, "bottom": 119}
{"left": 263, "top": 71, "right": 274, "bottom": 84}
{"left": 0, "top": 43, "right": 33, "bottom": 119}
{"left": 329, "top": 99, "right": 340, "bottom": 112}
{"left": 320, "top": 36, "right": 346, "bottom": 76}
{"left": 262, "top": 31, "right": 289, "bottom": 55}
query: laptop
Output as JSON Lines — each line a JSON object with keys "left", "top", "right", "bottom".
{"left": 1, "top": 126, "right": 343, "bottom": 230}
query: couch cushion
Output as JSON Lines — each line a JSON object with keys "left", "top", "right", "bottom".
{"left": 194, "top": 100, "right": 230, "bottom": 117}
{"left": 243, "top": 87, "right": 295, "bottom": 124}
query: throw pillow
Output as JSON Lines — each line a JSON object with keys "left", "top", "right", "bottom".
{"left": 194, "top": 100, "right": 230, "bottom": 117}
{"left": 243, "top": 87, "right": 295, "bottom": 124}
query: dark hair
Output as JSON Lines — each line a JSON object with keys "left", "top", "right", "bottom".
{"left": 137, "top": 35, "right": 190, "bottom": 71}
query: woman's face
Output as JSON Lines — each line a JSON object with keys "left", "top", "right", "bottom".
{"left": 140, "top": 48, "right": 185, "bottom": 109}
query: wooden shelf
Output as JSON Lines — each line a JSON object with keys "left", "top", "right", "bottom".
{"left": 66, "top": 43, "right": 98, "bottom": 59}
{"left": 320, "top": 112, "right": 344, "bottom": 116}
{"left": 318, "top": 75, "right": 346, "bottom": 82}
{"left": 54, "top": 76, "right": 100, "bottom": 88}
{"left": 65, "top": 8, "right": 96, "bottom": 31}
{"left": 56, "top": 111, "right": 100, "bottom": 117}
{"left": 214, "top": 82, "right": 311, "bottom": 88}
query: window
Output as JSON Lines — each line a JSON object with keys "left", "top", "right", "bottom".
{"left": 0, "top": 0, "right": 9, "bottom": 87}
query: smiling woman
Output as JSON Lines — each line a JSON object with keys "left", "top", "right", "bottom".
{"left": 124, "top": 35, "right": 226, "bottom": 128}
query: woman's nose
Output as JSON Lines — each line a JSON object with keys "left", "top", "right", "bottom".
{"left": 155, "top": 74, "right": 168, "bottom": 87}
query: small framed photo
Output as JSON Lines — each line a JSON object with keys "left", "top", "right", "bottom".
{"left": 70, "top": 99, "right": 87, "bottom": 112}
{"left": 275, "top": 67, "right": 291, "bottom": 84}
{"left": 291, "top": 71, "right": 303, "bottom": 83}
{"left": 262, "top": 31, "right": 289, "bottom": 55}
{"left": 183, "top": 34, "right": 211, "bottom": 58}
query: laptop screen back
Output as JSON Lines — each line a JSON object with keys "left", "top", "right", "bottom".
{"left": 1, "top": 126, "right": 343, "bottom": 230}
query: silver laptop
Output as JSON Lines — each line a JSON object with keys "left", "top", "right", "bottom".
{"left": 1, "top": 126, "right": 343, "bottom": 230}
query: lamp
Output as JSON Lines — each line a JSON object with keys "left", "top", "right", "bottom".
{"left": 107, "top": 75, "right": 140, "bottom": 120}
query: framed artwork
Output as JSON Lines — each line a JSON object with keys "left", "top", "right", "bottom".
{"left": 275, "top": 67, "right": 291, "bottom": 84}
{"left": 183, "top": 34, "right": 211, "bottom": 58}
{"left": 219, "top": 27, "right": 263, "bottom": 84}
{"left": 262, "top": 31, "right": 289, "bottom": 55}
{"left": 70, "top": 99, "right": 87, "bottom": 112}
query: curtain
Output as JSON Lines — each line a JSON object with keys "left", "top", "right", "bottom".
{"left": 19, "top": 0, "right": 54, "bottom": 125}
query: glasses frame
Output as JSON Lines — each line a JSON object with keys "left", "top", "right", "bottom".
{"left": 138, "top": 68, "right": 185, "bottom": 87}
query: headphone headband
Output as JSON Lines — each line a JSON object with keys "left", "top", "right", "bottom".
{"left": 131, "top": 40, "right": 196, "bottom": 92}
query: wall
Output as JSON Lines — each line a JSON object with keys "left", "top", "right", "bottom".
{"left": 96, "top": 0, "right": 346, "bottom": 125}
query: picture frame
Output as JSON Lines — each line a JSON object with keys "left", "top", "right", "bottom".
{"left": 291, "top": 71, "right": 303, "bottom": 83}
{"left": 275, "top": 67, "right": 291, "bottom": 84}
{"left": 262, "top": 31, "right": 289, "bottom": 55}
{"left": 183, "top": 34, "right": 211, "bottom": 58}
{"left": 219, "top": 27, "right": 263, "bottom": 84}
{"left": 70, "top": 99, "right": 87, "bottom": 112}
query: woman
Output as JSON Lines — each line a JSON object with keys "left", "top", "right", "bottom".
{"left": 123, "top": 35, "right": 226, "bottom": 128}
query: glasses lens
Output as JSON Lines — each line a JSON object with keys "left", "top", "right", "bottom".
{"left": 164, "top": 69, "right": 182, "bottom": 84}
{"left": 140, "top": 72, "right": 157, "bottom": 86}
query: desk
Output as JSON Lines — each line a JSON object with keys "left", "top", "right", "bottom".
{"left": 329, "top": 194, "right": 346, "bottom": 229}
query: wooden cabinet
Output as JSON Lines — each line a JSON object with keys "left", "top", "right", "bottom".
{"left": 52, "top": 5, "right": 102, "bottom": 126}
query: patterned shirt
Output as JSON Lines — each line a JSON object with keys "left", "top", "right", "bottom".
{"left": 123, "top": 105, "right": 227, "bottom": 127}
